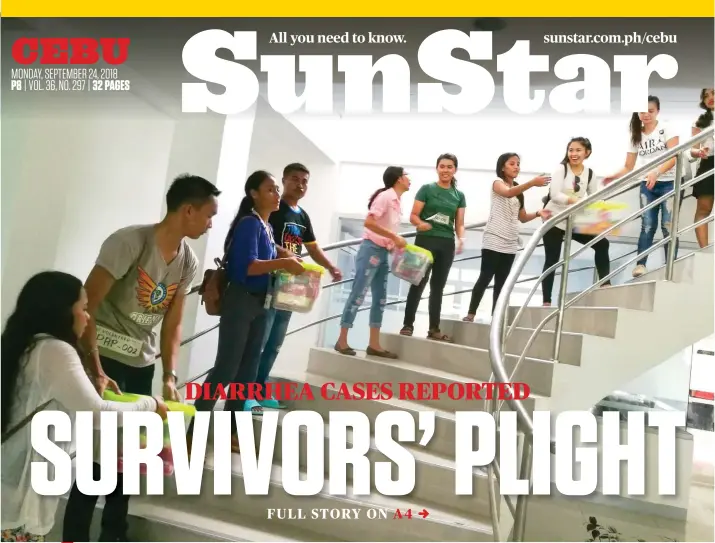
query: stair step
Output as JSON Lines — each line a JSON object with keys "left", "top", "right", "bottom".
{"left": 51, "top": 494, "right": 320, "bottom": 542}
{"left": 306, "top": 347, "right": 542, "bottom": 414}
{"left": 439, "top": 319, "right": 583, "bottom": 366}
{"left": 507, "top": 306, "right": 619, "bottom": 337}
{"left": 565, "top": 281, "right": 657, "bottom": 311}
{"left": 171, "top": 451, "right": 495, "bottom": 542}
{"left": 124, "top": 499, "right": 319, "bottom": 542}
{"left": 250, "top": 409, "right": 494, "bottom": 517}
{"left": 627, "top": 251, "right": 695, "bottom": 284}
{"left": 269, "top": 374, "right": 460, "bottom": 459}
{"left": 379, "top": 332, "right": 554, "bottom": 396}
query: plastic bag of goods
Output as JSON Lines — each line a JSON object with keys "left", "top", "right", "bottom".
{"left": 391, "top": 244, "right": 434, "bottom": 285}
{"left": 572, "top": 201, "right": 629, "bottom": 236}
{"left": 103, "top": 391, "right": 196, "bottom": 476}
{"left": 272, "top": 262, "right": 325, "bottom": 313}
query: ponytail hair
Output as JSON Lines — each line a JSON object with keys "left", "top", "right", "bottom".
{"left": 368, "top": 166, "right": 405, "bottom": 209}
{"left": 224, "top": 170, "right": 274, "bottom": 252}
{"left": 695, "top": 88, "right": 714, "bottom": 130}
{"left": 630, "top": 95, "right": 660, "bottom": 146}
{"left": 436, "top": 153, "right": 459, "bottom": 187}
{"left": 560, "top": 137, "right": 592, "bottom": 165}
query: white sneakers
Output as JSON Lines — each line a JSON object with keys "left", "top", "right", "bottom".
{"left": 632, "top": 264, "right": 647, "bottom": 278}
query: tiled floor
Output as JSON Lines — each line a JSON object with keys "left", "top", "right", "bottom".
{"left": 525, "top": 485, "right": 713, "bottom": 542}
{"left": 525, "top": 431, "right": 715, "bottom": 542}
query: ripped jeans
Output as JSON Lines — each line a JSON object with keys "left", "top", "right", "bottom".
{"left": 636, "top": 180, "right": 679, "bottom": 266}
{"left": 340, "top": 239, "right": 390, "bottom": 329}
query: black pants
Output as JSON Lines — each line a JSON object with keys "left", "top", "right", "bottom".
{"left": 468, "top": 249, "right": 516, "bottom": 315}
{"left": 189, "top": 282, "right": 268, "bottom": 436}
{"left": 403, "top": 235, "right": 455, "bottom": 330}
{"left": 542, "top": 226, "right": 610, "bottom": 304}
{"left": 63, "top": 357, "right": 155, "bottom": 542}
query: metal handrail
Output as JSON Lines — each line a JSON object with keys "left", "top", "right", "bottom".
{"left": 176, "top": 250, "right": 638, "bottom": 389}
{"left": 487, "top": 126, "right": 714, "bottom": 542}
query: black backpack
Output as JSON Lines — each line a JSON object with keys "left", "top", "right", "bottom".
{"left": 542, "top": 164, "right": 593, "bottom": 207}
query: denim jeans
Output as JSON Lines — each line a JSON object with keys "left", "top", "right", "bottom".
{"left": 256, "top": 307, "right": 292, "bottom": 387}
{"left": 340, "top": 239, "right": 390, "bottom": 328}
{"left": 637, "top": 180, "right": 679, "bottom": 266}
{"left": 190, "top": 282, "right": 268, "bottom": 432}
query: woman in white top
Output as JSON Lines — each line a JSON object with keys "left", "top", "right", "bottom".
{"left": 541, "top": 137, "right": 612, "bottom": 306}
{"left": 462, "top": 153, "right": 550, "bottom": 321}
{"left": 604, "top": 95, "right": 680, "bottom": 277}
{"left": 690, "top": 88, "right": 714, "bottom": 248}
{"left": 1, "top": 271, "right": 167, "bottom": 542}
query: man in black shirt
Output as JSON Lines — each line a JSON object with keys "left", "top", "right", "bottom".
{"left": 251, "top": 163, "right": 341, "bottom": 411}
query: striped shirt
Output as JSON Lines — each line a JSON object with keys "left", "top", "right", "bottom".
{"left": 482, "top": 179, "right": 524, "bottom": 254}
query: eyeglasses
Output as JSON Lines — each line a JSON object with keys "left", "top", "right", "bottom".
{"left": 574, "top": 176, "right": 582, "bottom": 193}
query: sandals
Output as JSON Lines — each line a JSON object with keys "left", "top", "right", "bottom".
{"left": 427, "top": 329, "right": 453, "bottom": 343}
{"left": 260, "top": 398, "right": 286, "bottom": 409}
{"left": 462, "top": 315, "right": 475, "bottom": 322}
{"left": 244, "top": 399, "right": 263, "bottom": 415}
{"left": 399, "top": 326, "right": 414, "bottom": 336}
{"left": 366, "top": 346, "right": 398, "bottom": 359}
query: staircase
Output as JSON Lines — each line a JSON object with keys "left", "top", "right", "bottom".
{"left": 55, "top": 248, "right": 712, "bottom": 543}
{"left": 50, "top": 128, "right": 713, "bottom": 542}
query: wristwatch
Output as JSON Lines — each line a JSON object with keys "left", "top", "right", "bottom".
{"left": 163, "top": 370, "right": 177, "bottom": 380}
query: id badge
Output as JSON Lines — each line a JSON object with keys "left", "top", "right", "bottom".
{"left": 264, "top": 274, "right": 275, "bottom": 309}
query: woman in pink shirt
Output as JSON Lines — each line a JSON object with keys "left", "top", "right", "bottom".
{"left": 335, "top": 166, "right": 410, "bottom": 358}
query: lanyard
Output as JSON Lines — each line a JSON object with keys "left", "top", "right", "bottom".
{"left": 252, "top": 210, "right": 275, "bottom": 250}
{"left": 252, "top": 210, "right": 277, "bottom": 308}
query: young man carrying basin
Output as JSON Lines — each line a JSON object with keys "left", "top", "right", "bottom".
{"left": 249, "top": 163, "right": 342, "bottom": 413}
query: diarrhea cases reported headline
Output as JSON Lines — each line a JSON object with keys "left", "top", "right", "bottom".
{"left": 183, "top": 381, "right": 531, "bottom": 402}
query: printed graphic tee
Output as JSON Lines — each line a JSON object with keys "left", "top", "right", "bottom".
{"left": 628, "top": 121, "right": 678, "bottom": 181}
{"left": 94, "top": 225, "right": 198, "bottom": 368}
{"left": 268, "top": 200, "right": 317, "bottom": 255}
{"left": 415, "top": 182, "right": 467, "bottom": 239}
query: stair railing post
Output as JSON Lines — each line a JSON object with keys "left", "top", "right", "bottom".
{"left": 552, "top": 216, "right": 574, "bottom": 361}
{"left": 665, "top": 155, "right": 684, "bottom": 281}
{"left": 511, "top": 435, "right": 533, "bottom": 542}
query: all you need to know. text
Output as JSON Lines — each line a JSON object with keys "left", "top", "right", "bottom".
{"left": 31, "top": 409, "right": 683, "bottom": 499}
{"left": 181, "top": 29, "right": 679, "bottom": 115}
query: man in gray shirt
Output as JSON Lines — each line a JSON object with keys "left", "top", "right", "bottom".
{"left": 62, "top": 174, "right": 220, "bottom": 543}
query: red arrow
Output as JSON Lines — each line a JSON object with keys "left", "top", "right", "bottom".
{"left": 418, "top": 509, "right": 429, "bottom": 519}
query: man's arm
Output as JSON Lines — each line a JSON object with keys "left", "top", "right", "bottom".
{"left": 82, "top": 265, "right": 121, "bottom": 393}
{"left": 159, "top": 288, "right": 186, "bottom": 401}
{"left": 305, "top": 243, "right": 341, "bottom": 281}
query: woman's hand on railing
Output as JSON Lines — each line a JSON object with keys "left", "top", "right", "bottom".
{"left": 602, "top": 174, "right": 619, "bottom": 186}
{"left": 416, "top": 222, "right": 432, "bottom": 232}
{"left": 694, "top": 147, "right": 710, "bottom": 159}
{"left": 538, "top": 209, "right": 553, "bottom": 221}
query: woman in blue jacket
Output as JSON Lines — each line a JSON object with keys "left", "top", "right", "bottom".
{"left": 189, "top": 171, "right": 304, "bottom": 452}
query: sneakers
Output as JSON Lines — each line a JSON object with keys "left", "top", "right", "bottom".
{"left": 632, "top": 264, "right": 647, "bottom": 278}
